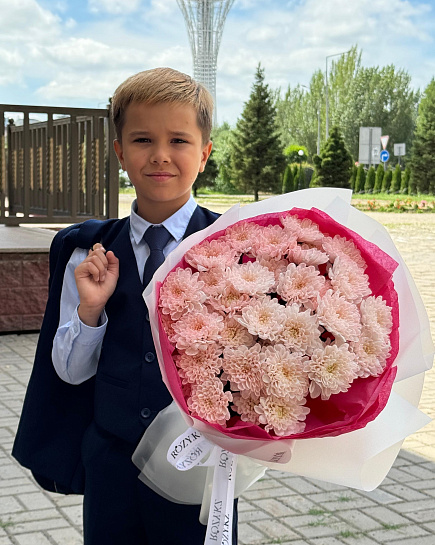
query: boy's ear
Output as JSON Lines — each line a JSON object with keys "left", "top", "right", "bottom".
{"left": 199, "top": 140, "right": 213, "bottom": 173}
{"left": 114, "top": 140, "right": 125, "bottom": 170}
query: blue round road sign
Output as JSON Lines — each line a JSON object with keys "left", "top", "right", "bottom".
{"left": 380, "top": 150, "right": 390, "bottom": 163}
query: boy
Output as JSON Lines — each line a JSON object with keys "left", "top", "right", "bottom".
{"left": 13, "top": 68, "right": 237, "bottom": 544}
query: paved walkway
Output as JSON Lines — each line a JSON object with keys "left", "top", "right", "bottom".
{"left": 1, "top": 212, "right": 434, "bottom": 545}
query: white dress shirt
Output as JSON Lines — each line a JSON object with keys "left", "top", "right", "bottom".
{"left": 52, "top": 196, "right": 198, "bottom": 385}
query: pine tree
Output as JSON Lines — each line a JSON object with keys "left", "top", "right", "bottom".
{"left": 354, "top": 165, "right": 366, "bottom": 193}
{"left": 231, "top": 64, "right": 286, "bottom": 201}
{"left": 365, "top": 166, "right": 376, "bottom": 193}
{"left": 410, "top": 79, "right": 435, "bottom": 195}
{"left": 382, "top": 170, "right": 393, "bottom": 193}
{"left": 401, "top": 166, "right": 411, "bottom": 194}
{"left": 193, "top": 151, "right": 218, "bottom": 197}
{"left": 349, "top": 164, "right": 358, "bottom": 191}
{"left": 282, "top": 164, "right": 294, "bottom": 193}
{"left": 391, "top": 164, "right": 402, "bottom": 193}
{"left": 314, "top": 126, "right": 353, "bottom": 188}
{"left": 373, "top": 164, "right": 384, "bottom": 193}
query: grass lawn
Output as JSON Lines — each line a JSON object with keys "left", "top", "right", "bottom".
{"left": 119, "top": 188, "right": 435, "bottom": 215}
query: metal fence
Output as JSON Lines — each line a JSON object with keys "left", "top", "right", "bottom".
{"left": 0, "top": 104, "right": 119, "bottom": 225}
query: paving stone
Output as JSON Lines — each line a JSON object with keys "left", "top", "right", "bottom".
{"left": 251, "top": 518, "right": 299, "bottom": 540}
{"left": 251, "top": 497, "right": 298, "bottom": 517}
{"left": 238, "top": 523, "right": 266, "bottom": 545}
{"left": 335, "top": 509, "right": 382, "bottom": 532}
{"left": 16, "top": 492, "right": 54, "bottom": 511}
{"left": 14, "top": 533, "right": 52, "bottom": 545}
{"left": 47, "top": 527, "right": 83, "bottom": 545}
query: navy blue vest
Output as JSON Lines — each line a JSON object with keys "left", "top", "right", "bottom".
{"left": 12, "top": 206, "right": 219, "bottom": 494}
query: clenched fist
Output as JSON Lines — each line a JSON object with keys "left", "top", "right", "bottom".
{"left": 74, "top": 243, "right": 119, "bottom": 327}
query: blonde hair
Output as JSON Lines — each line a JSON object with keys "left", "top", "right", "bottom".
{"left": 111, "top": 67, "right": 213, "bottom": 144}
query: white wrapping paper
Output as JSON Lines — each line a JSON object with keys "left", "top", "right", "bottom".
{"left": 133, "top": 188, "right": 433, "bottom": 513}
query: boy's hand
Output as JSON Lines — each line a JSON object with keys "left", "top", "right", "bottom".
{"left": 75, "top": 244, "right": 119, "bottom": 327}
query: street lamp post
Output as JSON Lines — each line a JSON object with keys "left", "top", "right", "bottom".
{"left": 325, "top": 50, "right": 351, "bottom": 140}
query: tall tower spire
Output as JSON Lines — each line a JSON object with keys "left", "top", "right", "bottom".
{"left": 177, "top": 0, "right": 235, "bottom": 122}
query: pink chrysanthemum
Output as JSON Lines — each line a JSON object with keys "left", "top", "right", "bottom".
{"left": 360, "top": 296, "right": 393, "bottom": 337}
{"left": 316, "top": 290, "right": 362, "bottom": 342}
{"left": 289, "top": 244, "right": 329, "bottom": 266}
{"left": 277, "top": 304, "right": 323, "bottom": 354}
{"left": 254, "top": 396, "right": 310, "bottom": 436}
{"left": 308, "top": 344, "right": 358, "bottom": 400}
{"left": 160, "top": 312, "right": 177, "bottom": 344}
{"left": 207, "top": 284, "right": 251, "bottom": 315}
{"left": 322, "top": 235, "right": 366, "bottom": 269}
{"left": 175, "top": 345, "right": 223, "bottom": 385}
{"left": 219, "top": 316, "right": 256, "bottom": 349}
{"left": 159, "top": 268, "right": 206, "bottom": 320}
{"left": 261, "top": 344, "right": 310, "bottom": 401}
{"left": 351, "top": 325, "right": 391, "bottom": 378}
{"left": 185, "top": 238, "right": 239, "bottom": 271}
{"left": 171, "top": 308, "right": 224, "bottom": 355}
{"left": 224, "top": 221, "right": 261, "bottom": 253}
{"left": 277, "top": 263, "right": 326, "bottom": 305}
{"left": 328, "top": 257, "right": 371, "bottom": 304}
{"left": 257, "top": 257, "right": 288, "bottom": 291}
{"left": 198, "top": 268, "right": 229, "bottom": 298}
{"left": 228, "top": 261, "right": 275, "bottom": 296}
{"left": 187, "top": 378, "right": 233, "bottom": 426}
{"left": 222, "top": 344, "right": 264, "bottom": 396}
{"left": 232, "top": 392, "right": 261, "bottom": 424}
{"left": 236, "top": 296, "right": 286, "bottom": 341}
{"left": 251, "top": 224, "right": 295, "bottom": 260}
{"left": 280, "top": 215, "right": 324, "bottom": 244}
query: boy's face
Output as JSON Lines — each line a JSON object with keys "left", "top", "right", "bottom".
{"left": 114, "top": 101, "right": 212, "bottom": 223}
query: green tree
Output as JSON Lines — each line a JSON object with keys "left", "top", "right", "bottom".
{"left": 284, "top": 144, "right": 309, "bottom": 164}
{"left": 354, "top": 165, "right": 366, "bottom": 193}
{"left": 313, "top": 126, "right": 353, "bottom": 188}
{"left": 401, "top": 166, "right": 411, "bottom": 194}
{"left": 282, "top": 164, "right": 295, "bottom": 193}
{"left": 211, "top": 122, "right": 236, "bottom": 193}
{"left": 391, "top": 164, "right": 402, "bottom": 193}
{"left": 373, "top": 164, "right": 384, "bottom": 193}
{"left": 349, "top": 164, "right": 357, "bottom": 190}
{"left": 382, "top": 169, "right": 393, "bottom": 193}
{"left": 193, "top": 151, "right": 218, "bottom": 197}
{"left": 410, "top": 79, "right": 435, "bottom": 195}
{"left": 365, "top": 166, "right": 376, "bottom": 193}
{"left": 231, "top": 64, "right": 286, "bottom": 200}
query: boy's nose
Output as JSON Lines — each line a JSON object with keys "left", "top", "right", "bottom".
{"left": 150, "top": 147, "right": 170, "bottom": 164}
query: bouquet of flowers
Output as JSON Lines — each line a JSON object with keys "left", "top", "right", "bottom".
{"left": 133, "top": 189, "right": 433, "bottom": 544}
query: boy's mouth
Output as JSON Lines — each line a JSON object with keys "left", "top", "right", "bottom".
{"left": 146, "top": 172, "right": 175, "bottom": 181}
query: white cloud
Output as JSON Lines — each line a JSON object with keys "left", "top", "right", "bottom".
{"left": 88, "top": 0, "right": 142, "bottom": 15}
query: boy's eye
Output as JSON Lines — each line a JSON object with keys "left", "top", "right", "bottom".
{"left": 171, "top": 138, "right": 188, "bottom": 144}
{"left": 134, "top": 137, "right": 151, "bottom": 143}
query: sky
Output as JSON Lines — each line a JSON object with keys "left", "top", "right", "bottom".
{"left": 1, "top": 0, "right": 435, "bottom": 126}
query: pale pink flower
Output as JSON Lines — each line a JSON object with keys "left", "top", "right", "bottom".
{"left": 171, "top": 308, "right": 224, "bottom": 355}
{"left": 159, "top": 267, "right": 206, "bottom": 320}
{"left": 225, "top": 221, "right": 261, "bottom": 253}
{"left": 360, "top": 296, "right": 393, "bottom": 337}
{"left": 255, "top": 396, "right": 309, "bottom": 436}
{"left": 308, "top": 344, "right": 358, "bottom": 400}
{"left": 187, "top": 378, "right": 233, "bottom": 426}
{"left": 251, "top": 224, "right": 294, "bottom": 260}
{"left": 175, "top": 345, "right": 223, "bottom": 385}
{"left": 257, "top": 257, "right": 289, "bottom": 291}
{"left": 316, "top": 290, "right": 362, "bottom": 342}
{"left": 236, "top": 296, "right": 286, "bottom": 341}
{"left": 277, "top": 263, "right": 326, "bottom": 305}
{"left": 289, "top": 244, "right": 329, "bottom": 266}
{"left": 222, "top": 344, "right": 264, "bottom": 396}
{"left": 277, "top": 304, "right": 323, "bottom": 354}
{"left": 280, "top": 215, "right": 323, "bottom": 244}
{"left": 351, "top": 325, "right": 391, "bottom": 378}
{"left": 185, "top": 238, "right": 239, "bottom": 271}
{"left": 198, "top": 268, "right": 229, "bottom": 298}
{"left": 219, "top": 316, "right": 256, "bottom": 349}
{"left": 322, "top": 235, "right": 366, "bottom": 269}
{"left": 232, "top": 392, "right": 261, "bottom": 424}
{"left": 261, "top": 344, "right": 310, "bottom": 401}
{"left": 207, "top": 284, "right": 251, "bottom": 315}
{"left": 228, "top": 261, "right": 275, "bottom": 295}
{"left": 160, "top": 312, "right": 177, "bottom": 344}
{"left": 328, "top": 257, "right": 371, "bottom": 304}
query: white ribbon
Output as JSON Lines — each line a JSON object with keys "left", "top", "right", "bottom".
{"left": 166, "top": 429, "right": 238, "bottom": 545}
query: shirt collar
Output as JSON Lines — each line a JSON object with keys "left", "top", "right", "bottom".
{"left": 130, "top": 195, "right": 197, "bottom": 245}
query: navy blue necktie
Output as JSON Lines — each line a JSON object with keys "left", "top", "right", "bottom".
{"left": 142, "top": 225, "right": 172, "bottom": 288}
